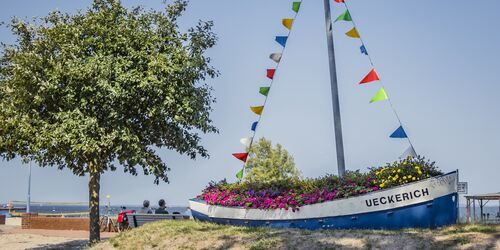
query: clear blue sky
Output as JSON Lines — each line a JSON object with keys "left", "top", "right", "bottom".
{"left": 1, "top": 0, "right": 499, "bottom": 206}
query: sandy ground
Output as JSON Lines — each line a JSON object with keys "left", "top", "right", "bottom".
{"left": 0, "top": 225, "right": 115, "bottom": 250}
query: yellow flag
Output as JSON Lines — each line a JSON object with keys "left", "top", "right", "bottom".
{"left": 250, "top": 106, "right": 264, "bottom": 115}
{"left": 282, "top": 18, "right": 294, "bottom": 30}
{"left": 345, "top": 27, "right": 360, "bottom": 38}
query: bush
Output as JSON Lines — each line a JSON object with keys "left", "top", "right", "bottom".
{"left": 197, "top": 156, "right": 442, "bottom": 211}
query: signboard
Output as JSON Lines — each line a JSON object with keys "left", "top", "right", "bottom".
{"left": 458, "top": 182, "right": 468, "bottom": 194}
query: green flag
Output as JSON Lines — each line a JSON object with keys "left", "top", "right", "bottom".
{"left": 292, "top": 2, "right": 301, "bottom": 13}
{"left": 236, "top": 168, "right": 244, "bottom": 179}
{"left": 370, "top": 87, "right": 389, "bottom": 103}
{"left": 259, "top": 87, "right": 270, "bottom": 96}
{"left": 335, "top": 10, "right": 352, "bottom": 22}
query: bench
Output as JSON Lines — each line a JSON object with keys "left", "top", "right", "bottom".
{"left": 130, "top": 214, "right": 190, "bottom": 228}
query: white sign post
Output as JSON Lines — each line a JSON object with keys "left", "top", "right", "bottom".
{"left": 458, "top": 182, "right": 468, "bottom": 194}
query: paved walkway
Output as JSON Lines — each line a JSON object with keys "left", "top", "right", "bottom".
{"left": 0, "top": 225, "right": 115, "bottom": 250}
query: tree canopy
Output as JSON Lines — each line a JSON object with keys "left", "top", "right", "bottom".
{"left": 0, "top": 0, "right": 217, "bottom": 183}
{"left": 244, "top": 138, "right": 301, "bottom": 183}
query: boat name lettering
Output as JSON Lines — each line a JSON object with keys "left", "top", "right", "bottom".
{"left": 365, "top": 188, "right": 429, "bottom": 207}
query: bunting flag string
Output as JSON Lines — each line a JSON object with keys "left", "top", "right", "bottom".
{"left": 345, "top": 27, "right": 360, "bottom": 38}
{"left": 270, "top": 53, "right": 282, "bottom": 63}
{"left": 390, "top": 126, "right": 408, "bottom": 138}
{"left": 399, "top": 145, "right": 417, "bottom": 159}
{"left": 292, "top": 2, "right": 301, "bottom": 13}
{"left": 250, "top": 106, "right": 264, "bottom": 115}
{"left": 233, "top": 1, "right": 303, "bottom": 179}
{"left": 267, "top": 69, "right": 276, "bottom": 79}
{"left": 259, "top": 87, "right": 270, "bottom": 96}
{"left": 332, "top": 0, "right": 417, "bottom": 158}
{"left": 232, "top": 153, "right": 249, "bottom": 162}
{"left": 369, "top": 87, "right": 388, "bottom": 103}
{"left": 282, "top": 18, "right": 294, "bottom": 30}
{"left": 275, "top": 36, "right": 288, "bottom": 47}
{"left": 359, "top": 69, "right": 379, "bottom": 84}
{"left": 335, "top": 10, "right": 352, "bottom": 22}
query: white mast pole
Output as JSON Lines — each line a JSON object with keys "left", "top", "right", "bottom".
{"left": 323, "top": 0, "right": 346, "bottom": 176}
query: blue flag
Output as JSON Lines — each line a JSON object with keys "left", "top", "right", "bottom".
{"left": 275, "top": 36, "right": 288, "bottom": 47}
{"left": 390, "top": 126, "right": 408, "bottom": 138}
{"left": 360, "top": 45, "right": 368, "bottom": 55}
{"left": 251, "top": 121, "right": 258, "bottom": 131}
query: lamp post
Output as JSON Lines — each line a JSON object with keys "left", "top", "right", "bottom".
{"left": 27, "top": 161, "right": 32, "bottom": 213}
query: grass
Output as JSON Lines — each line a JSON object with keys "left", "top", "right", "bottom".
{"left": 90, "top": 221, "right": 499, "bottom": 250}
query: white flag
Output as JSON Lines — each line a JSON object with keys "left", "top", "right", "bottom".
{"left": 240, "top": 137, "right": 252, "bottom": 148}
{"left": 269, "top": 53, "right": 282, "bottom": 63}
{"left": 399, "top": 146, "right": 417, "bottom": 159}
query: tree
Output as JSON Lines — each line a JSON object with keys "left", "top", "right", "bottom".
{"left": 244, "top": 138, "right": 301, "bottom": 183}
{"left": 0, "top": 0, "right": 217, "bottom": 243}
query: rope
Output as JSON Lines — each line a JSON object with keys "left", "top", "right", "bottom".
{"left": 241, "top": 1, "right": 307, "bottom": 174}
{"left": 342, "top": 0, "right": 416, "bottom": 152}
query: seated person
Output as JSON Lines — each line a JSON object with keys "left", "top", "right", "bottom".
{"left": 138, "top": 200, "right": 153, "bottom": 214}
{"left": 155, "top": 199, "right": 169, "bottom": 214}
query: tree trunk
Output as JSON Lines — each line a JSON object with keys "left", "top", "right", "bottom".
{"left": 89, "top": 169, "right": 101, "bottom": 244}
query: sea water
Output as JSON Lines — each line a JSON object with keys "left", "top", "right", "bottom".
{"left": 0, "top": 204, "right": 189, "bottom": 218}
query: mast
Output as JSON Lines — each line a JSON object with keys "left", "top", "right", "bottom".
{"left": 323, "top": 0, "right": 346, "bottom": 176}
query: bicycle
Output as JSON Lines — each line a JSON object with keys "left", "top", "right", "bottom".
{"left": 99, "top": 206, "right": 118, "bottom": 232}
{"left": 99, "top": 215, "right": 118, "bottom": 232}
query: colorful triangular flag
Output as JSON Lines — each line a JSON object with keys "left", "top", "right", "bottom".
{"left": 250, "top": 106, "right": 264, "bottom": 115}
{"left": 282, "top": 19, "right": 294, "bottom": 30}
{"left": 275, "top": 36, "right": 288, "bottom": 47}
{"left": 267, "top": 69, "right": 276, "bottom": 79}
{"left": 360, "top": 45, "right": 368, "bottom": 55}
{"left": 259, "top": 87, "right": 270, "bottom": 96}
{"left": 345, "top": 27, "right": 360, "bottom": 38}
{"left": 270, "top": 53, "right": 282, "bottom": 63}
{"left": 390, "top": 126, "right": 408, "bottom": 138}
{"left": 370, "top": 87, "right": 388, "bottom": 103}
{"left": 240, "top": 137, "right": 252, "bottom": 147}
{"left": 292, "top": 2, "right": 301, "bottom": 12}
{"left": 251, "top": 121, "right": 258, "bottom": 131}
{"left": 399, "top": 145, "right": 417, "bottom": 159}
{"left": 236, "top": 168, "right": 244, "bottom": 179}
{"left": 359, "top": 69, "right": 380, "bottom": 84}
{"left": 232, "top": 152, "right": 248, "bottom": 162}
{"left": 335, "top": 10, "right": 352, "bottom": 22}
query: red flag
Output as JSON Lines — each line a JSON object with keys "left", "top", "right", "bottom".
{"left": 232, "top": 153, "right": 248, "bottom": 162}
{"left": 267, "top": 69, "right": 276, "bottom": 79}
{"left": 359, "top": 69, "right": 380, "bottom": 84}
{"left": 335, "top": 0, "right": 345, "bottom": 2}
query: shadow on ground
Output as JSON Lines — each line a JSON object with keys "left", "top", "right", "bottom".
{"left": 29, "top": 240, "right": 88, "bottom": 250}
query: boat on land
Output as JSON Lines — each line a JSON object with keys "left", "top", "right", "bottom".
{"left": 190, "top": 0, "right": 459, "bottom": 229}
{"left": 189, "top": 171, "right": 458, "bottom": 229}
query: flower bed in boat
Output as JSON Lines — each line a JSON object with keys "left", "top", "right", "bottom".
{"left": 197, "top": 157, "right": 442, "bottom": 211}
